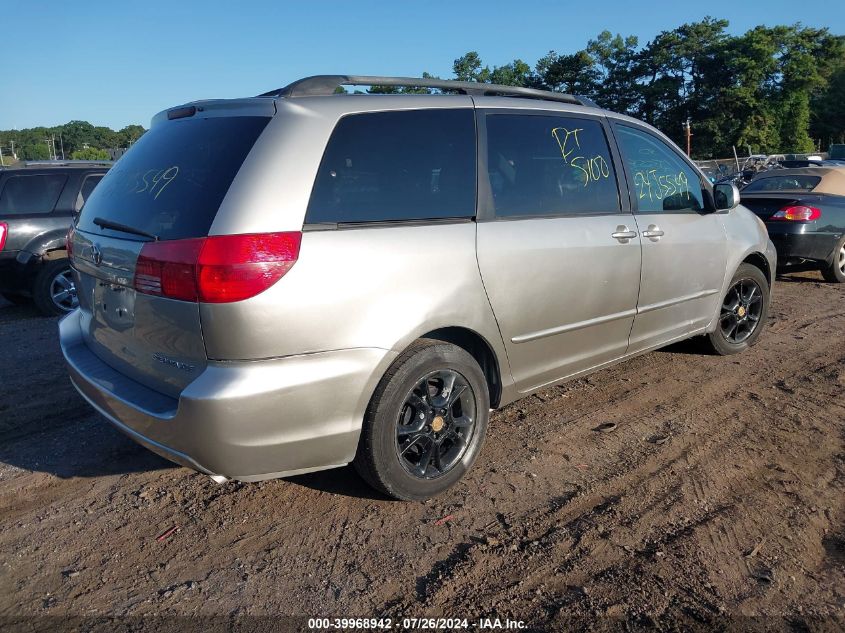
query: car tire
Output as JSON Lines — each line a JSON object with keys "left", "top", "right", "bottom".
{"left": 353, "top": 339, "right": 489, "bottom": 501}
{"left": 705, "top": 263, "right": 770, "bottom": 356}
{"left": 1, "top": 292, "right": 31, "bottom": 305}
{"left": 33, "top": 259, "right": 78, "bottom": 317}
{"left": 820, "top": 236, "right": 845, "bottom": 283}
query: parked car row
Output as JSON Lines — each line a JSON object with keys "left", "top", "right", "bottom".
{"left": 0, "top": 161, "right": 110, "bottom": 314}
{"left": 2, "top": 75, "right": 841, "bottom": 500}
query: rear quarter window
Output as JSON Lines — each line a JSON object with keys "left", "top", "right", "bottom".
{"left": 76, "top": 116, "right": 269, "bottom": 240}
{"left": 306, "top": 109, "right": 476, "bottom": 224}
{"left": 0, "top": 174, "right": 67, "bottom": 215}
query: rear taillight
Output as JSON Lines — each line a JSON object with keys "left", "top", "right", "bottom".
{"left": 135, "top": 238, "right": 204, "bottom": 301}
{"left": 770, "top": 205, "right": 821, "bottom": 222}
{"left": 196, "top": 232, "right": 302, "bottom": 303}
{"left": 0, "top": 223, "right": 7, "bottom": 252}
{"left": 134, "top": 232, "right": 301, "bottom": 303}
{"left": 66, "top": 224, "right": 75, "bottom": 259}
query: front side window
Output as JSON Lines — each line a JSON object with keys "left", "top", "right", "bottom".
{"left": 484, "top": 114, "right": 621, "bottom": 218}
{"left": 306, "top": 109, "right": 476, "bottom": 224}
{"left": 0, "top": 174, "right": 67, "bottom": 215}
{"left": 615, "top": 125, "right": 704, "bottom": 213}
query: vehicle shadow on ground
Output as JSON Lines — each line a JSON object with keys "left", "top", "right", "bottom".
{"left": 658, "top": 338, "right": 709, "bottom": 356}
{"left": 0, "top": 412, "right": 388, "bottom": 498}
{"left": 776, "top": 272, "right": 828, "bottom": 283}
{"left": 0, "top": 418, "right": 177, "bottom": 479}
{"left": 287, "top": 466, "right": 394, "bottom": 501}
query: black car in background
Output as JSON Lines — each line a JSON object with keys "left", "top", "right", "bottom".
{"left": 741, "top": 167, "right": 845, "bottom": 282}
{"left": 0, "top": 161, "right": 111, "bottom": 314}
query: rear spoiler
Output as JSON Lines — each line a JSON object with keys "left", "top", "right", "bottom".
{"left": 151, "top": 98, "right": 276, "bottom": 128}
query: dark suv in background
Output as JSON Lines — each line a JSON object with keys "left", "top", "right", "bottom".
{"left": 0, "top": 161, "right": 111, "bottom": 315}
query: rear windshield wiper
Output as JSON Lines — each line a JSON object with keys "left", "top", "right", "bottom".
{"left": 92, "top": 217, "right": 158, "bottom": 241}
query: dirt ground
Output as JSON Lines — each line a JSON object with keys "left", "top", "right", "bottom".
{"left": 0, "top": 271, "right": 843, "bottom": 632}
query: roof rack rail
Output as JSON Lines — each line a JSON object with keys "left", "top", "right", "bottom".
{"left": 258, "top": 75, "right": 594, "bottom": 107}
{"left": 23, "top": 160, "right": 114, "bottom": 167}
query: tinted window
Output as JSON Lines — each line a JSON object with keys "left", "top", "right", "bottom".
{"left": 77, "top": 116, "right": 269, "bottom": 240}
{"left": 743, "top": 175, "right": 821, "bottom": 192}
{"left": 485, "top": 114, "right": 620, "bottom": 217}
{"left": 0, "top": 174, "right": 67, "bottom": 215}
{"left": 76, "top": 175, "right": 104, "bottom": 211}
{"left": 615, "top": 125, "right": 704, "bottom": 213}
{"left": 306, "top": 109, "right": 476, "bottom": 224}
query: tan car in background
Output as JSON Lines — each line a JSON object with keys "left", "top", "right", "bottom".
{"left": 741, "top": 167, "right": 845, "bottom": 282}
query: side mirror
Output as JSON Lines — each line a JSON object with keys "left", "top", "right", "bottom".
{"left": 714, "top": 183, "right": 740, "bottom": 211}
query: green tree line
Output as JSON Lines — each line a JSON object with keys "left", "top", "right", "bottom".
{"left": 4, "top": 18, "right": 842, "bottom": 162}
{"left": 0, "top": 121, "right": 145, "bottom": 162}
{"left": 374, "top": 19, "right": 845, "bottom": 159}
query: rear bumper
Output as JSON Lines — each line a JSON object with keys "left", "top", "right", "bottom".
{"left": 766, "top": 224, "right": 840, "bottom": 267}
{"left": 59, "top": 310, "right": 395, "bottom": 481}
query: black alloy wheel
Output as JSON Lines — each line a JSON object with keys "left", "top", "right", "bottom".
{"left": 719, "top": 278, "right": 763, "bottom": 344}
{"left": 354, "top": 339, "right": 489, "bottom": 501}
{"left": 395, "top": 370, "right": 477, "bottom": 480}
{"left": 821, "top": 236, "right": 845, "bottom": 283}
{"left": 706, "top": 263, "right": 769, "bottom": 356}
{"left": 33, "top": 259, "right": 79, "bottom": 316}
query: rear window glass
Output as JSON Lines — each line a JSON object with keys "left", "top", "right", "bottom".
{"left": 76, "top": 116, "right": 269, "bottom": 240}
{"left": 743, "top": 175, "right": 821, "bottom": 192}
{"left": 0, "top": 174, "right": 67, "bottom": 215}
{"left": 306, "top": 109, "right": 476, "bottom": 224}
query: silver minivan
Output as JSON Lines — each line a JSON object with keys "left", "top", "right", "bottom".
{"left": 60, "top": 75, "right": 776, "bottom": 500}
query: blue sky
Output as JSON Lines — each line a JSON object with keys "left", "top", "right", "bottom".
{"left": 2, "top": 0, "right": 843, "bottom": 130}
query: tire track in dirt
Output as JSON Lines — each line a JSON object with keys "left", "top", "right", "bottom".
{"left": 373, "top": 278, "right": 844, "bottom": 624}
{"left": 0, "top": 275, "right": 843, "bottom": 626}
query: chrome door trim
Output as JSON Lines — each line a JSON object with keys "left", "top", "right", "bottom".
{"left": 636, "top": 288, "right": 719, "bottom": 315}
{"left": 511, "top": 308, "right": 638, "bottom": 344}
{"left": 517, "top": 323, "right": 710, "bottom": 394}
{"left": 513, "top": 288, "right": 719, "bottom": 344}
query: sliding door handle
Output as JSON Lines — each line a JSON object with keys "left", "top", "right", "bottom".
{"left": 611, "top": 226, "right": 637, "bottom": 243}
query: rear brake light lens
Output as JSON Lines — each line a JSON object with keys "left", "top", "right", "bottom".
{"left": 0, "top": 223, "right": 7, "bottom": 252}
{"left": 197, "top": 232, "right": 302, "bottom": 303}
{"left": 770, "top": 205, "right": 821, "bottom": 222}
{"left": 133, "top": 232, "right": 301, "bottom": 303}
{"left": 135, "top": 238, "right": 204, "bottom": 301}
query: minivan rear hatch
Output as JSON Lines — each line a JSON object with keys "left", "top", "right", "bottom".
{"left": 71, "top": 105, "right": 272, "bottom": 398}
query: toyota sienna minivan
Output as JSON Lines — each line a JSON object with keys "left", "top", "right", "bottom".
{"left": 60, "top": 75, "right": 776, "bottom": 500}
